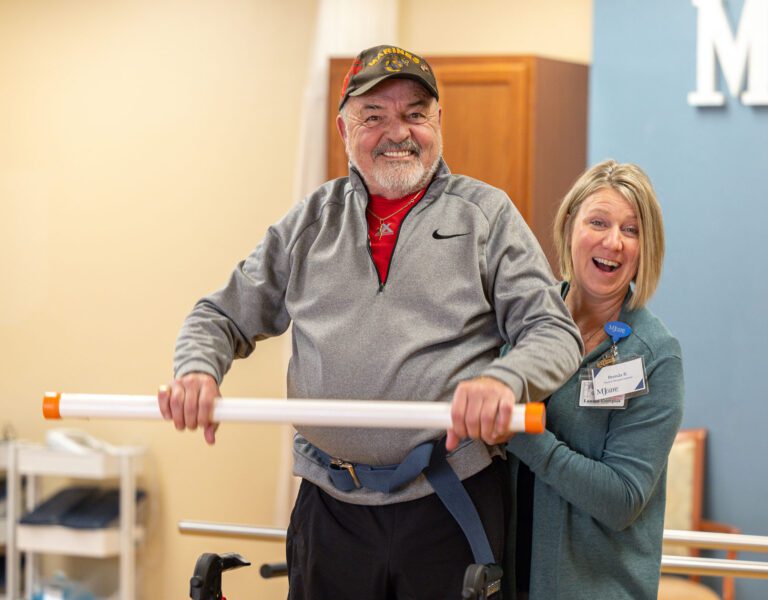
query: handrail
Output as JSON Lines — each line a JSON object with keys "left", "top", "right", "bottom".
{"left": 661, "top": 555, "right": 768, "bottom": 579}
{"left": 663, "top": 529, "right": 768, "bottom": 553}
{"left": 178, "top": 522, "right": 768, "bottom": 580}
{"left": 178, "top": 523, "right": 768, "bottom": 553}
{"left": 661, "top": 529, "right": 768, "bottom": 579}
{"left": 178, "top": 520, "right": 287, "bottom": 541}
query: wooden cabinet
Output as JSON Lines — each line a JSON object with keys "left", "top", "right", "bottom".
{"left": 327, "top": 55, "right": 588, "bottom": 271}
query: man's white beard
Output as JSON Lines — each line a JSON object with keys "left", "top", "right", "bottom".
{"left": 347, "top": 138, "right": 443, "bottom": 199}
{"left": 369, "top": 156, "right": 438, "bottom": 198}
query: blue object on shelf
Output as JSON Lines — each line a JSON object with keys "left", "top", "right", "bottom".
{"left": 31, "top": 572, "right": 95, "bottom": 600}
{"left": 20, "top": 486, "right": 146, "bottom": 529}
{"left": 61, "top": 488, "right": 146, "bottom": 529}
{"left": 20, "top": 487, "right": 99, "bottom": 526}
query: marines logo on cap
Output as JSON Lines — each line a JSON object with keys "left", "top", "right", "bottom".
{"left": 383, "top": 56, "right": 409, "bottom": 73}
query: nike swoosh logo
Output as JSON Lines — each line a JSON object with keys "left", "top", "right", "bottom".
{"left": 432, "top": 229, "right": 470, "bottom": 240}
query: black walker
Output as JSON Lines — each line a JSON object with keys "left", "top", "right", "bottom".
{"left": 188, "top": 552, "right": 502, "bottom": 600}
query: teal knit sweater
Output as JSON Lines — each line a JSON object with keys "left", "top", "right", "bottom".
{"left": 504, "top": 291, "right": 684, "bottom": 599}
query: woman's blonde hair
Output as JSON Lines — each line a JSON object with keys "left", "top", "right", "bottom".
{"left": 553, "top": 159, "right": 665, "bottom": 309}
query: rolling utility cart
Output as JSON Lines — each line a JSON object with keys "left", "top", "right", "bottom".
{"left": 1, "top": 442, "right": 9, "bottom": 600}
{"left": 4, "top": 440, "right": 144, "bottom": 600}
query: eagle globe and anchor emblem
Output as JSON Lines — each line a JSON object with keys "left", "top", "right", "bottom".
{"left": 383, "top": 55, "right": 409, "bottom": 73}
{"left": 381, "top": 56, "right": 432, "bottom": 74}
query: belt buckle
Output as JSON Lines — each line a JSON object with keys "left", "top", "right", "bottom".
{"left": 330, "top": 458, "right": 362, "bottom": 489}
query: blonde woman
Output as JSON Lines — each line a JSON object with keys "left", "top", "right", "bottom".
{"left": 504, "top": 160, "right": 684, "bottom": 600}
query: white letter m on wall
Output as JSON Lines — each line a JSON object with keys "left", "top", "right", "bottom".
{"left": 689, "top": 0, "right": 768, "bottom": 106}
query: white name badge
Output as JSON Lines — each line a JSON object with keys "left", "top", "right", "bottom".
{"left": 579, "top": 378, "right": 626, "bottom": 409}
{"left": 591, "top": 357, "right": 647, "bottom": 400}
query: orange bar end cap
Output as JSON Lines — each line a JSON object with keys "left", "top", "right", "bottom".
{"left": 525, "top": 402, "right": 546, "bottom": 434}
{"left": 43, "top": 392, "right": 62, "bottom": 419}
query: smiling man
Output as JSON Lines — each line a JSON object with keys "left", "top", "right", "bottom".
{"left": 159, "top": 45, "right": 582, "bottom": 599}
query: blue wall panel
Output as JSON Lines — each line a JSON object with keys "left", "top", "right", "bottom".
{"left": 591, "top": 1, "right": 768, "bottom": 597}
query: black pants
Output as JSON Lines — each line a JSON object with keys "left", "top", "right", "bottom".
{"left": 286, "top": 458, "right": 511, "bottom": 600}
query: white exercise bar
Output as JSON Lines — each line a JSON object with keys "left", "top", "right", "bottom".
{"left": 43, "top": 392, "right": 545, "bottom": 433}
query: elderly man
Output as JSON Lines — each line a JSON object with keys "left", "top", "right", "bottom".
{"left": 159, "top": 45, "right": 581, "bottom": 599}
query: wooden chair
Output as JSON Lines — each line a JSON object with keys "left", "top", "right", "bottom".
{"left": 658, "top": 429, "right": 740, "bottom": 600}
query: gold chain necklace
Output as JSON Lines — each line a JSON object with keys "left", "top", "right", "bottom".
{"left": 366, "top": 190, "right": 422, "bottom": 239}
{"left": 582, "top": 325, "right": 604, "bottom": 345}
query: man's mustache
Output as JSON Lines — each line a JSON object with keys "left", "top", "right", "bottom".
{"left": 373, "top": 140, "right": 421, "bottom": 158}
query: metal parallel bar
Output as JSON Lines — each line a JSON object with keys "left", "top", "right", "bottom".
{"left": 177, "top": 522, "right": 768, "bottom": 580}
{"left": 663, "top": 529, "right": 768, "bottom": 553}
{"left": 178, "top": 520, "right": 288, "bottom": 541}
{"left": 661, "top": 555, "right": 768, "bottom": 578}
{"left": 178, "top": 524, "right": 768, "bottom": 552}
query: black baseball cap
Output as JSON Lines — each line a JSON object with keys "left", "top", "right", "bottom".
{"left": 338, "top": 45, "right": 439, "bottom": 111}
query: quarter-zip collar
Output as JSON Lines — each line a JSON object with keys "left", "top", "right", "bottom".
{"left": 349, "top": 160, "right": 451, "bottom": 292}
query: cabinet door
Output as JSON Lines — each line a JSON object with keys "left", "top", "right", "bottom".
{"left": 429, "top": 59, "right": 530, "bottom": 218}
{"left": 327, "top": 58, "right": 351, "bottom": 181}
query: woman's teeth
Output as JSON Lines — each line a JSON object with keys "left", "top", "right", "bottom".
{"left": 593, "top": 257, "right": 619, "bottom": 272}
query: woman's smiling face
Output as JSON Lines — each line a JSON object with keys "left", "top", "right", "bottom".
{"left": 569, "top": 187, "right": 641, "bottom": 304}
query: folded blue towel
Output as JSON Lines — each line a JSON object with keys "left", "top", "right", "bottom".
{"left": 20, "top": 487, "right": 99, "bottom": 525}
{"left": 20, "top": 486, "right": 145, "bottom": 529}
{"left": 60, "top": 488, "right": 146, "bottom": 529}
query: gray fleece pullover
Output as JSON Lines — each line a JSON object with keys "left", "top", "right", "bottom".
{"left": 174, "top": 160, "right": 582, "bottom": 504}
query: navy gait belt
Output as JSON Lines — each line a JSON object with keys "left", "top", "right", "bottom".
{"left": 310, "top": 438, "right": 496, "bottom": 566}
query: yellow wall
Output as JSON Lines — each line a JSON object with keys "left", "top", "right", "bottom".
{"left": 401, "top": 0, "right": 592, "bottom": 63}
{"left": 0, "top": 0, "right": 314, "bottom": 597}
{"left": 0, "top": 1, "right": 590, "bottom": 599}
